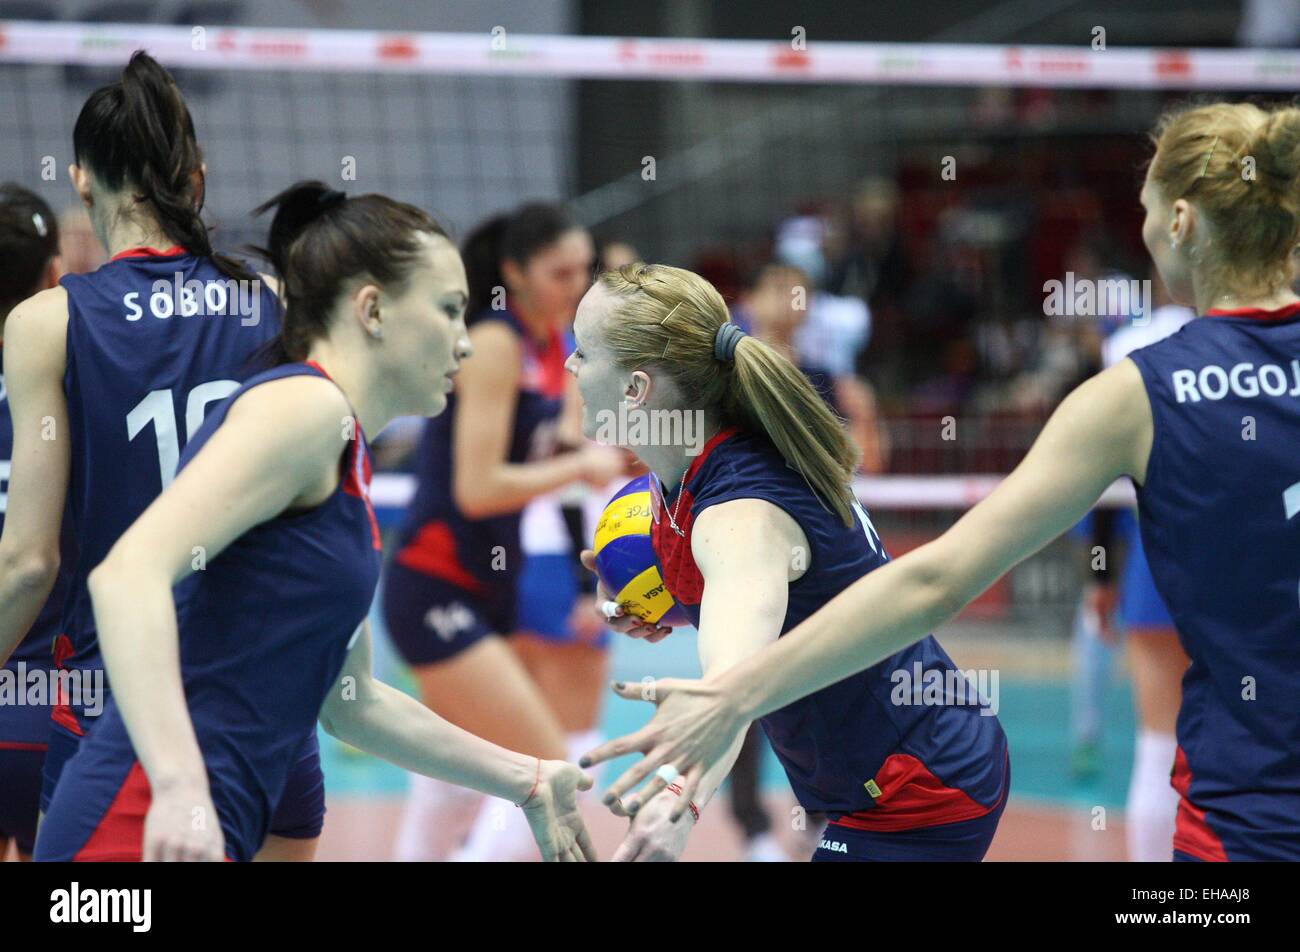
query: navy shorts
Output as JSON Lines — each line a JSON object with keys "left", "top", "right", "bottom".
{"left": 381, "top": 561, "right": 513, "bottom": 666}
{"left": 0, "top": 693, "right": 49, "bottom": 854}
{"left": 813, "top": 760, "right": 1010, "bottom": 862}
{"left": 266, "top": 731, "right": 326, "bottom": 840}
{"left": 41, "top": 715, "right": 325, "bottom": 842}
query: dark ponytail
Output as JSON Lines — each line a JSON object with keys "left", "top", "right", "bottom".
{"left": 461, "top": 202, "right": 579, "bottom": 317}
{"left": 0, "top": 183, "right": 60, "bottom": 318}
{"left": 251, "top": 180, "right": 450, "bottom": 367}
{"left": 72, "top": 50, "right": 251, "bottom": 282}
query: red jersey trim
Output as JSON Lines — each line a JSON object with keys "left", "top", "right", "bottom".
{"left": 301, "top": 360, "right": 382, "bottom": 549}
{"left": 50, "top": 634, "right": 85, "bottom": 737}
{"left": 74, "top": 761, "right": 150, "bottom": 861}
{"left": 0, "top": 740, "right": 47, "bottom": 751}
{"left": 341, "top": 430, "right": 382, "bottom": 551}
{"left": 395, "top": 522, "right": 491, "bottom": 596}
{"left": 649, "top": 425, "right": 747, "bottom": 607}
{"left": 681, "top": 425, "right": 741, "bottom": 488}
{"left": 1204, "top": 301, "right": 1300, "bottom": 322}
{"left": 1170, "top": 745, "right": 1229, "bottom": 862}
{"left": 828, "top": 751, "right": 1006, "bottom": 833}
{"left": 109, "top": 245, "right": 188, "bottom": 262}
{"left": 503, "top": 297, "right": 568, "bottom": 399}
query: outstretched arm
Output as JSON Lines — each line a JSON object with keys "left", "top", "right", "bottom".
{"left": 318, "top": 621, "right": 596, "bottom": 861}
{"left": 608, "top": 497, "right": 796, "bottom": 860}
{"left": 585, "top": 360, "right": 1154, "bottom": 816}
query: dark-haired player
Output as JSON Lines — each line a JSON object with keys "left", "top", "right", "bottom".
{"left": 0, "top": 183, "right": 64, "bottom": 860}
{"left": 0, "top": 52, "right": 329, "bottom": 860}
{"left": 34, "top": 181, "right": 592, "bottom": 862}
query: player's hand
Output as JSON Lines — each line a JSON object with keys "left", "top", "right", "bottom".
{"left": 581, "top": 676, "right": 747, "bottom": 821}
{"left": 142, "top": 778, "right": 226, "bottom": 861}
{"left": 578, "top": 549, "right": 673, "bottom": 642}
{"left": 611, "top": 787, "right": 695, "bottom": 862}
{"left": 566, "top": 594, "right": 608, "bottom": 645}
{"left": 576, "top": 444, "right": 630, "bottom": 488}
{"left": 520, "top": 760, "right": 598, "bottom": 862}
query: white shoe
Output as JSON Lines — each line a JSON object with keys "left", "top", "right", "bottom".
{"left": 744, "top": 833, "right": 790, "bottom": 862}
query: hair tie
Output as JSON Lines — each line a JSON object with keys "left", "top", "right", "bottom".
{"left": 31, "top": 211, "right": 47, "bottom": 237}
{"left": 316, "top": 188, "right": 347, "bottom": 212}
{"left": 713, "top": 322, "right": 747, "bottom": 363}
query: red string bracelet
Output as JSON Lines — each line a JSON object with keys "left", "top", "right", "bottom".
{"left": 517, "top": 757, "right": 542, "bottom": 807}
{"left": 665, "top": 782, "right": 700, "bottom": 821}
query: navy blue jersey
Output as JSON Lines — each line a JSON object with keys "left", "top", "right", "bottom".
{"left": 55, "top": 247, "right": 278, "bottom": 728}
{"left": 652, "top": 427, "right": 1008, "bottom": 827}
{"left": 392, "top": 306, "right": 566, "bottom": 614}
{"left": 1126, "top": 301, "right": 1300, "bottom": 861}
{"left": 0, "top": 345, "right": 72, "bottom": 669}
{"left": 35, "top": 361, "right": 381, "bottom": 861}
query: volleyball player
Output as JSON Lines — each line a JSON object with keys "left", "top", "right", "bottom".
{"left": 34, "top": 181, "right": 594, "bottom": 863}
{"left": 383, "top": 203, "right": 625, "bottom": 861}
{"left": 0, "top": 184, "right": 64, "bottom": 861}
{"left": 0, "top": 52, "right": 324, "bottom": 860}
{"left": 586, "top": 102, "right": 1300, "bottom": 862}
{"left": 1095, "top": 277, "right": 1193, "bottom": 861}
{"left": 567, "top": 262, "right": 1009, "bottom": 862}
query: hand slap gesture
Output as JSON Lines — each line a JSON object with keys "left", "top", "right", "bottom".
{"left": 520, "top": 760, "right": 600, "bottom": 862}
{"left": 580, "top": 677, "right": 749, "bottom": 821}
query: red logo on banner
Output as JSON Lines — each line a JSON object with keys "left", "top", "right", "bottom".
{"left": 773, "top": 48, "right": 811, "bottom": 72}
{"left": 1005, "top": 46, "right": 1023, "bottom": 70}
{"left": 1155, "top": 50, "right": 1192, "bottom": 77}
{"left": 647, "top": 46, "right": 705, "bottom": 68}
{"left": 215, "top": 30, "right": 236, "bottom": 52}
{"left": 248, "top": 37, "right": 307, "bottom": 59}
{"left": 378, "top": 35, "right": 418, "bottom": 60}
{"left": 0, "top": 26, "right": 7, "bottom": 51}
{"left": 1034, "top": 53, "right": 1087, "bottom": 75}
{"left": 616, "top": 40, "right": 638, "bottom": 62}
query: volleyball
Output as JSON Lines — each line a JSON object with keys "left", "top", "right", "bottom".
{"left": 592, "top": 475, "right": 690, "bottom": 628}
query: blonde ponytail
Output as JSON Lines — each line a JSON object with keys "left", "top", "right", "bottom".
{"left": 598, "top": 262, "right": 861, "bottom": 526}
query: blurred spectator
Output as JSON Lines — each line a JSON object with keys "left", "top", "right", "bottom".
{"left": 1238, "top": 0, "right": 1300, "bottom": 46}
{"left": 825, "top": 179, "right": 909, "bottom": 310}
{"left": 773, "top": 215, "right": 871, "bottom": 379}
{"left": 598, "top": 239, "right": 639, "bottom": 273}
{"left": 735, "top": 262, "right": 889, "bottom": 474}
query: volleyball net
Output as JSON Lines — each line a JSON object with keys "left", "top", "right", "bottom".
{"left": 4, "top": 18, "right": 1283, "bottom": 629}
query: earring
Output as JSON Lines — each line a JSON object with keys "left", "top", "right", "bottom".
{"left": 369, "top": 325, "right": 384, "bottom": 341}
{"left": 1170, "top": 239, "right": 1180, "bottom": 252}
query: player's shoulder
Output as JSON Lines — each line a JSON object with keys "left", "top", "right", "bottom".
{"left": 6, "top": 284, "right": 69, "bottom": 325}
{"left": 466, "top": 311, "right": 523, "bottom": 353}
{"left": 694, "top": 429, "right": 802, "bottom": 503}
{"left": 2, "top": 285, "right": 70, "bottom": 354}
{"left": 225, "top": 366, "right": 353, "bottom": 450}
{"left": 1123, "top": 314, "right": 1209, "bottom": 365}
